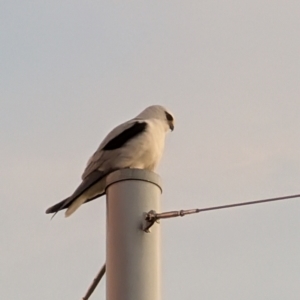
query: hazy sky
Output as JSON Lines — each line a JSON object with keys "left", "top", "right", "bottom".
{"left": 2, "top": 1, "right": 300, "bottom": 299}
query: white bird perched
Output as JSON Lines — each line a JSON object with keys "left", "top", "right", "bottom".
{"left": 46, "top": 105, "right": 174, "bottom": 217}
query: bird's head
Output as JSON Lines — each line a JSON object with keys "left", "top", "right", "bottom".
{"left": 137, "top": 105, "right": 175, "bottom": 132}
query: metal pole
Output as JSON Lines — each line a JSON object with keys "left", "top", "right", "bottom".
{"left": 105, "top": 169, "right": 162, "bottom": 300}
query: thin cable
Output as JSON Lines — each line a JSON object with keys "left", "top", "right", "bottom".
{"left": 197, "top": 193, "right": 300, "bottom": 213}
{"left": 144, "top": 193, "right": 300, "bottom": 231}
{"left": 82, "top": 264, "right": 106, "bottom": 300}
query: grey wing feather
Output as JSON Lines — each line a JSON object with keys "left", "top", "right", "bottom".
{"left": 46, "top": 118, "right": 144, "bottom": 215}
{"left": 82, "top": 119, "right": 138, "bottom": 179}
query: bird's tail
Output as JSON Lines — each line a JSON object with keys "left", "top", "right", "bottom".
{"left": 65, "top": 194, "right": 87, "bottom": 217}
{"left": 45, "top": 169, "right": 108, "bottom": 218}
{"left": 45, "top": 195, "right": 87, "bottom": 218}
{"left": 45, "top": 198, "right": 69, "bottom": 214}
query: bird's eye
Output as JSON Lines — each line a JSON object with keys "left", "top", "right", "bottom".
{"left": 165, "top": 112, "right": 173, "bottom": 122}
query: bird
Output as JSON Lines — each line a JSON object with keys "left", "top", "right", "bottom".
{"left": 45, "top": 105, "right": 174, "bottom": 217}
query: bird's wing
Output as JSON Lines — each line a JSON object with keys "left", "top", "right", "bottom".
{"left": 82, "top": 119, "right": 147, "bottom": 179}
{"left": 46, "top": 119, "right": 149, "bottom": 216}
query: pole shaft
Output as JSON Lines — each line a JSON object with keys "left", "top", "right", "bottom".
{"left": 105, "top": 169, "right": 162, "bottom": 300}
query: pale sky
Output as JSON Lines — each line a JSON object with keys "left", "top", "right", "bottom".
{"left": 2, "top": 1, "right": 300, "bottom": 299}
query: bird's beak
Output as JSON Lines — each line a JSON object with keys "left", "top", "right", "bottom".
{"left": 169, "top": 121, "right": 174, "bottom": 131}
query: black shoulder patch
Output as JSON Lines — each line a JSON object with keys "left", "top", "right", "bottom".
{"left": 103, "top": 122, "right": 147, "bottom": 150}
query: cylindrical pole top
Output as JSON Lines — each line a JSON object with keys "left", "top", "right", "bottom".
{"left": 105, "top": 168, "right": 163, "bottom": 193}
